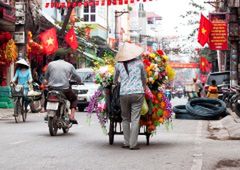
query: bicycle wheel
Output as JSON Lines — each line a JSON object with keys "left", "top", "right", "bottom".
{"left": 14, "top": 99, "right": 21, "bottom": 123}
{"left": 22, "top": 108, "right": 27, "bottom": 122}
{"left": 109, "top": 120, "right": 114, "bottom": 145}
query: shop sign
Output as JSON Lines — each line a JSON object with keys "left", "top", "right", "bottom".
{"left": 209, "top": 13, "right": 228, "bottom": 50}
{"left": 0, "top": 6, "right": 15, "bottom": 23}
{"left": 169, "top": 62, "right": 199, "bottom": 68}
{"left": 14, "top": 31, "right": 25, "bottom": 44}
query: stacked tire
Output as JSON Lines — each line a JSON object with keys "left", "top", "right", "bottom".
{"left": 173, "top": 98, "right": 227, "bottom": 120}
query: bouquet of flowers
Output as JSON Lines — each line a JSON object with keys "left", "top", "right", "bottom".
{"left": 141, "top": 49, "right": 175, "bottom": 133}
{"left": 86, "top": 89, "right": 108, "bottom": 133}
{"left": 95, "top": 65, "right": 114, "bottom": 88}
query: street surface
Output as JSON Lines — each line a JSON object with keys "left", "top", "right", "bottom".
{"left": 0, "top": 97, "right": 240, "bottom": 170}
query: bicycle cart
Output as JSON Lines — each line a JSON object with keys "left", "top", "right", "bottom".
{"left": 105, "top": 86, "right": 151, "bottom": 145}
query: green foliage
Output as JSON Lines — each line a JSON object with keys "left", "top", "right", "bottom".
{"left": 180, "top": 0, "right": 205, "bottom": 40}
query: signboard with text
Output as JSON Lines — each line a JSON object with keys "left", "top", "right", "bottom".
{"left": 169, "top": 62, "right": 199, "bottom": 68}
{"left": 209, "top": 13, "right": 228, "bottom": 50}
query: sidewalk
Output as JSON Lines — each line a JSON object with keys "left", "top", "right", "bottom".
{"left": 0, "top": 108, "right": 43, "bottom": 119}
{"left": 208, "top": 108, "right": 240, "bottom": 140}
{"left": 0, "top": 108, "right": 14, "bottom": 119}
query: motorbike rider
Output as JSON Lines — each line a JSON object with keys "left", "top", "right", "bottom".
{"left": 44, "top": 52, "right": 81, "bottom": 124}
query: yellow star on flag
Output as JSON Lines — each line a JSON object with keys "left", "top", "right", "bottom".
{"left": 201, "top": 28, "right": 207, "bottom": 34}
{"left": 69, "top": 36, "right": 74, "bottom": 42}
{"left": 46, "top": 37, "right": 54, "bottom": 46}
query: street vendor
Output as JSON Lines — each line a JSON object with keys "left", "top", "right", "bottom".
{"left": 113, "top": 42, "right": 147, "bottom": 150}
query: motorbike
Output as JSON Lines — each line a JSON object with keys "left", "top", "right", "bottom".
{"left": 165, "top": 89, "right": 172, "bottom": 101}
{"left": 46, "top": 81, "right": 80, "bottom": 136}
{"left": 46, "top": 88, "right": 72, "bottom": 136}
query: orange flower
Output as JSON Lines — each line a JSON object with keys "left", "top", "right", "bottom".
{"left": 160, "top": 101, "right": 166, "bottom": 109}
{"left": 159, "top": 117, "right": 164, "bottom": 123}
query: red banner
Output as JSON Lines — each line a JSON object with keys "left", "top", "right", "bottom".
{"left": 209, "top": 13, "right": 228, "bottom": 50}
{"left": 169, "top": 62, "right": 199, "bottom": 68}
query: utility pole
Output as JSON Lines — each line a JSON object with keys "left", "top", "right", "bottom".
{"left": 14, "top": 0, "right": 28, "bottom": 60}
{"left": 114, "top": 10, "right": 129, "bottom": 49}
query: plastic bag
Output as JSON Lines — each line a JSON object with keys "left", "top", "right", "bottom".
{"left": 140, "top": 98, "right": 149, "bottom": 115}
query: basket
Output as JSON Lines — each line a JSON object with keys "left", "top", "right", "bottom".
{"left": 11, "top": 85, "right": 24, "bottom": 97}
{"left": 28, "top": 90, "right": 42, "bottom": 101}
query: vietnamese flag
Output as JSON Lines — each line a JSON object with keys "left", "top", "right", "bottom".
{"left": 200, "top": 56, "right": 210, "bottom": 73}
{"left": 65, "top": 27, "right": 78, "bottom": 50}
{"left": 39, "top": 28, "right": 58, "bottom": 55}
{"left": 197, "top": 14, "right": 212, "bottom": 47}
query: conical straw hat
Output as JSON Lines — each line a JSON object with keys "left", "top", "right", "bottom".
{"left": 16, "top": 58, "right": 29, "bottom": 67}
{"left": 115, "top": 42, "right": 144, "bottom": 62}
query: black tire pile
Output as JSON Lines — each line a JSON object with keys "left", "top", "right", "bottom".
{"left": 173, "top": 98, "right": 227, "bottom": 120}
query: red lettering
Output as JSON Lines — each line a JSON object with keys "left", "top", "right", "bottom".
{"left": 67, "top": 2, "right": 71, "bottom": 8}
{"left": 72, "top": 2, "right": 77, "bottom": 8}
{"left": 51, "top": 2, "right": 55, "bottom": 8}
{"left": 61, "top": 2, "right": 66, "bottom": 8}
{"left": 45, "top": 3, "right": 49, "bottom": 8}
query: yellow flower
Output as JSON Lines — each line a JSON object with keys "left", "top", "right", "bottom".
{"left": 149, "top": 53, "right": 156, "bottom": 58}
{"left": 166, "top": 65, "right": 175, "bottom": 81}
{"left": 163, "top": 55, "right": 168, "bottom": 61}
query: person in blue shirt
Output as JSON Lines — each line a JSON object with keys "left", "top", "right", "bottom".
{"left": 12, "top": 58, "right": 33, "bottom": 112}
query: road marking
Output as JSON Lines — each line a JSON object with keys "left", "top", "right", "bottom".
{"left": 191, "top": 121, "right": 203, "bottom": 170}
{"left": 10, "top": 140, "right": 26, "bottom": 145}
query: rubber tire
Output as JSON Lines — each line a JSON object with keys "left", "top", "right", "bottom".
{"left": 186, "top": 98, "right": 226, "bottom": 118}
{"left": 14, "top": 99, "right": 21, "bottom": 123}
{"left": 173, "top": 105, "right": 189, "bottom": 114}
{"left": 48, "top": 117, "right": 58, "bottom": 136}
{"left": 234, "top": 101, "right": 240, "bottom": 117}
{"left": 109, "top": 120, "right": 114, "bottom": 145}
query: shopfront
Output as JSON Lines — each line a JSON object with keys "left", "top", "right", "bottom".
{"left": 0, "top": 1, "right": 16, "bottom": 86}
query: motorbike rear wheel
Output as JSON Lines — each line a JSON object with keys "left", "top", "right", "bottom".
{"left": 48, "top": 117, "right": 58, "bottom": 136}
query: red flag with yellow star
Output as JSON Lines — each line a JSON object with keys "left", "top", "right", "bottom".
{"left": 64, "top": 27, "right": 78, "bottom": 50}
{"left": 39, "top": 28, "right": 58, "bottom": 55}
{"left": 197, "top": 14, "right": 212, "bottom": 47}
{"left": 200, "top": 56, "right": 209, "bottom": 72}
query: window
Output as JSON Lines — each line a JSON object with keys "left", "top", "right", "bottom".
{"left": 84, "top": 15, "right": 89, "bottom": 22}
{"left": 90, "top": 15, "right": 95, "bottom": 22}
{"left": 83, "top": 5, "right": 96, "bottom": 22}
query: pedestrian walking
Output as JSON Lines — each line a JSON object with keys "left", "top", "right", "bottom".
{"left": 192, "top": 78, "right": 202, "bottom": 97}
{"left": 113, "top": 42, "right": 147, "bottom": 150}
{"left": 207, "top": 79, "right": 218, "bottom": 99}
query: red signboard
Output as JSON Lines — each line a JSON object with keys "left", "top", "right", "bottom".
{"left": 169, "top": 62, "right": 199, "bottom": 68}
{"left": 0, "top": 7, "right": 16, "bottom": 23}
{"left": 209, "top": 13, "right": 228, "bottom": 50}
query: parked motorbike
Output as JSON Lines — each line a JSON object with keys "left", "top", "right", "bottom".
{"left": 29, "top": 82, "right": 42, "bottom": 113}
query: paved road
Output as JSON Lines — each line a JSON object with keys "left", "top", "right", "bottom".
{"left": 0, "top": 97, "right": 240, "bottom": 170}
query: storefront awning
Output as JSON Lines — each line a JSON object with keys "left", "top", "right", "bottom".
{"left": 80, "top": 50, "right": 104, "bottom": 63}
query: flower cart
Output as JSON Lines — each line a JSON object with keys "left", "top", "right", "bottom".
{"left": 105, "top": 84, "right": 152, "bottom": 145}
{"left": 87, "top": 50, "right": 175, "bottom": 145}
